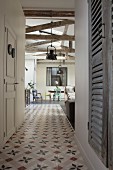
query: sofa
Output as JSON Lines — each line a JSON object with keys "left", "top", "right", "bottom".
{"left": 64, "top": 86, "right": 75, "bottom": 129}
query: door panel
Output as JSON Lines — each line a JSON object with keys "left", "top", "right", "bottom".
{"left": 6, "top": 98, "right": 15, "bottom": 137}
{"left": 6, "top": 31, "right": 15, "bottom": 78}
{"left": 4, "top": 21, "right": 17, "bottom": 141}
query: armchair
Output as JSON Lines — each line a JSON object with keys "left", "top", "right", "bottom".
{"left": 32, "top": 89, "right": 42, "bottom": 103}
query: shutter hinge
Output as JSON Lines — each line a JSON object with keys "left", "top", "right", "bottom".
{"left": 87, "top": 122, "right": 89, "bottom": 130}
{"left": 4, "top": 79, "right": 5, "bottom": 84}
{"left": 4, "top": 132, "right": 5, "bottom": 137}
{"left": 5, "top": 27, "right": 7, "bottom": 32}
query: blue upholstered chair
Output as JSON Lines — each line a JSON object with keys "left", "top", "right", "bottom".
{"left": 32, "top": 89, "right": 42, "bottom": 103}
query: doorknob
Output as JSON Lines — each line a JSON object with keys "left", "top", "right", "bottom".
{"left": 14, "top": 82, "right": 19, "bottom": 84}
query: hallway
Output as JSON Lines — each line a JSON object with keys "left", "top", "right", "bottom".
{"left": 0, "top": 104, "right": 87, "bottom": 170}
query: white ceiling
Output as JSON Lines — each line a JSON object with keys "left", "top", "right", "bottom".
{"left": 19, "top": 0, "right": 75, "bottom": 10}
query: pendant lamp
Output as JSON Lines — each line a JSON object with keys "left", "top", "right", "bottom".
{"left": 46, "top": 21, "right": 57, "bottom": 60}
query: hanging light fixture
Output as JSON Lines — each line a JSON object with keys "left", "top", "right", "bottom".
{"left": 57, "top": 60, "right": 63, "bottom": 74}
{"left": 46, "top": 21, "right": 57, "bottom": 60}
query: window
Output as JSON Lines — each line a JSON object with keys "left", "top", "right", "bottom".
{"left": 46, "top": 67, "right": 67, "bottom": 86}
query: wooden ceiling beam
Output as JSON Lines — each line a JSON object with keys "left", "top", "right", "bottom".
{"left": 26, "top": 34, "right": 75, "bottom": 41}
{"left": 25, "top": 47, "right": 74, "bottom": 53}
{"left": 24, "top": 10, "right": 75, "bottom": 18}
{"left": 26, "top": 19, "right": 74, "bottom": 33}
{"left": 61, "top": 46, "right": 75, "bottom": 53}
{"left": 26, "top": 40, "right": 58, "bottom": 48}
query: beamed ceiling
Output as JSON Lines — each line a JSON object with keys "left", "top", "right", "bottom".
{"left": 24, "top": 9, "right": 75, "bottom": 60}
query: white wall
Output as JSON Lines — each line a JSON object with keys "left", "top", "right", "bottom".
{"left": 0, "top": 0, "right": 25, "bottom": 145}
{"left": 36, "top": 61, "right": 75, "bottom": 99}
{"left": 25, "top": 59, "right": 37, "bottom": 88}
{"left": 75, "top": 0, "right": 108, "bottom": 170}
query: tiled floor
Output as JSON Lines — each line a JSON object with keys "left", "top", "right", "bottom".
{"left": 0, "top": 104, "right": 88, "bottom": 170}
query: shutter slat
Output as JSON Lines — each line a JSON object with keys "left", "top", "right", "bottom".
{"left": 92, "top": 111, "right": 103, "bottom": 119}
{"left": 92, "top": 95, "right": 103, "bottom": 101}
{"left": 92, "top": 39, "right": 102, "bottom": 52}
{"left": 91, "top": 1, "right": 102, "bottom": 20}
{"left": 92, "top": 14, "right": 102, "bottom": 33}
{"left": 91, "top": 133, "right": 102, "bottom": 149}
{"left": 91, "top": 138, "right": 102, "bottom": 152}
{"left": 92, "top": 89, "right": 103, "bottom": 95}
{"left": 91, "top": 122, "right": 102, "bottom": 133}
{"left": 92, "top": 46, "right": 102, "bottom": 57}
{"left": 92, "top": 28, "right": 102, "bottom": 42}
{"left": 92, "top": 34, "right": 102, "bottom": 48}
{"left": 91, "top": 0, "right": 100, "bottom": 13}
{"left": 92, "top": 115, "right": 103, "bottom": 125}
{"left": 92, "top": 52, "right": 102, "bottom": 66}
{"left": 91, "top": 11, "right": 102, "bottom": 29}
{"left": 92, "top": 77, "right": 103, "bottom": 84}
{"left": 92, "top": 64, "right": 103, "bottom": 73}
{"left": 92, "top": 83, "right": 103, "bottom": 89}
{"left": 92, "top": 106, "right": 102, "bottom": 113}
{"left": 92, "top": 100, "right": 103, "bottom": 107}
{"left": 92, "top": 70, "right": 103, "bottom": 78}
{"left": 91, "top": 127, "right": 102, "bottom": 140}
{"left": 92, "top": 15, "right": 102, "bottom": 32}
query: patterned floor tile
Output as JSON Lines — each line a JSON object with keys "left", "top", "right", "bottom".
{"left": 0, "top": 104, "right": 88, "bottom": 170}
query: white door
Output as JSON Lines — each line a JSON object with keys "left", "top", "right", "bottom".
{"left": 4, "top": 22, "right": 17, "bottom": 141}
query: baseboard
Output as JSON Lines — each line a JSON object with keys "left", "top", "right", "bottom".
{"left": 74, "top": 133, "right": 95, "bottom": 170}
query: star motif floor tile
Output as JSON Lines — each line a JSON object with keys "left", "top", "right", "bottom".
{"left": 0, "top": 104, "right": 88, "bottom": 170}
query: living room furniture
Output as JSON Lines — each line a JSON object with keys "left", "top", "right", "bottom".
{"left": 48, "top": 90, "right": 64, "bottom": 101}
{"left": 53, "top": 87, "right": 61, "bottom": 101}
{"left": 64, "top": 86, "right": 75, "bottom": 129}
{"left": 32, "top": 89, "right": 42, "bottom": 103}
{"left": 65, "top": 100, "right": 75, "bottom": 129}
{"left": 45, "top": 92, "right": 51, "bottom": 100}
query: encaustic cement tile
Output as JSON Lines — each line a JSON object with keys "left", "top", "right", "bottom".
{"left": 0, "top": 104, "right": 88, "bottom": 170}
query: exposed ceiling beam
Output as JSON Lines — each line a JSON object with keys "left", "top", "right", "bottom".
{"left": 24, "top": 10, "right": 75, "bottom": 18}
{"left": 25, "top": 47, "right": 74, "bottom": 53}
{"left": 26, "top": 40, "right": 58, "bottom": 48}
{"left": 26, "top": 34, "right": 75, "bottom": 41}
{"left": 26, "top": 20, "right": 74, "bottom": 33}
{"left": 61, "top": 46, "right": 75, "bottom": 53}
{"left": 67, "top": 54, "right": 75, "bottom": 58}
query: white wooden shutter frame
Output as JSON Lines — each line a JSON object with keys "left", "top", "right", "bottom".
{"left": 88, "top": 0, "right": 112, "bottom": 167}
